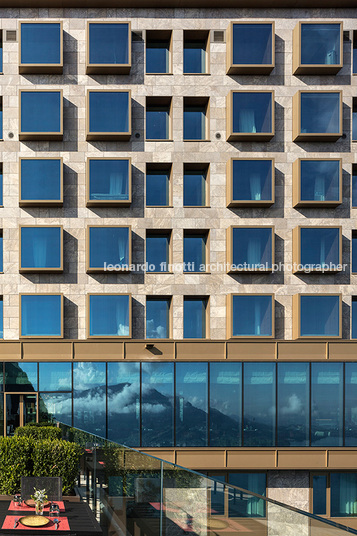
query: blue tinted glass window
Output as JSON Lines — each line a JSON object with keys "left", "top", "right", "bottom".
{"left": 21, "top": 23, "right": 61, "bottom": 65}
{"left": 146, "top": 104, "right": 170, "bottom": 140}
{"left": 142, "top": 362, "right": 174, "bottom": 446}
{"left": 39, "top": 393, "right": 72, "bottom": 427}
{"left": 89, "top": 92, "right": 129, "bottom": 133}
{"left": 232, "top": 227, "right": 273, "bottom": 269}
{"left": 183, "top": 298, "right": 207, "bottom": 339}
{"left": 300, "top": 160, "right": 340, "bottom": 202}
{"left": 232, "top": 92, "right": 272, "bottom": 134}
{"left": 21, "top": 227, "right": 61, "bottom": 269}
{"left": 0, "top": 299, "right": 3, "bottom": 339}
{"left": 146, "top": 234, "right": 170, "bottom": 272}
{"left": 39, "top": 362, "right": 72, "bottom": 392}
{"left": 89, "top": 227, "right": 129, "bottom": 269}
{"left": 301, "top": 24, "right": 340, "bottom": 66}
{"left": 232, "top": 160, "right": 272, "bottom": 202}
{"left": 21, "top": 295, "right": 62, "bottom": 337}
{"left": 146, "top": 298, "right": 170, "bottom": 338}
{"left": 353, "top": 167, "right": 357, "bottom": 208}
{"left": 146, "top": 36, "right": 170, "bottom": 73}
{"left": 300, "top": 227, "right": 340, "bottom": 269}
{"left": 5, "top": 362, "right": 37, "bottom": 392}
{"left": 345, "top": 363, "right": 357, "bottom": 446}
{"left": 89, "top": 23, "right": 129, "bottom": 65}
{"left": 210, "top": 363, "right": 242, "bottom": 447}
{"left": 354, "top": 33, "right": 357, "bottom": 74}
{"left": 184, "top": 39, "right": 206, "bottom": 73}
{"left": 311, "top": 363, "right": 343, "bottom": 446}
{"left": 21, "top": 92, "right": 61, "bottom": 133}
{"left": 89, "top": 159, "right": 129, "bottom": 202}
{"left": 184, "top": 233, "right": 206, "bottom": 272}
{"left": 0, "top": 100, "right": 2, "bottom": 140}
{"left": 300, "top": 93, "right": 340, "bottom": 134}
{"left": 108, "top": 362, "right": 140, "bottom": 446}
{"left": 232, "top": 23, "right": 272, "bottom": 65}
{"left": 0, "top": 234, "right": 3, "bottom": 272}
{"left": 146, "top": 169, "right": 170, "bottom": 206}
{"left": 73, "top": 362, "right": 106, "bottom": 437}
{"left": 228, "top": 473, "right": 266, "bottom": 518}
{"left": 353, "top": 234, "right": 357, "bottom": 272}
{"left": 232, "top": 295, "right": 273, "bottom": 337}
{"left": 352, "top": 299, "right": 357, "bottom": 340}
{"left": 183, "top": 168, "right": 206, "bottom": 207}
{"left": 184, "top": 104, "right": 206, "bottom": 140}
{"left": 176, "top": 362, "right": 208, "bottom": 447}
{"left": 89, "top": 294, "right": 130, "bottom": 337}
{"left": 0, "top": 167, "right": 3, "bottom": 206}
{"left": 353, "top": 99, "right": 357, "bottom": 141}
{"left": 312, "top": 475, "right": 327, "bottom": 515}
{"left": 277, "top": 363, "right": 309, "bottom": 447}
{"left": 244, "top": 363, "right": 275, "bottom": 447}
{"left": 300, "top": 295, "right": 340, "bottom": 337}
{"left": 21, "top": 159, "right": 61, "bottom": 202}
{"left": 0, "top": 35, "right": 2, "bottom": 73}
{"left": 331, "top": 474, "right": 357, "bottom": 517}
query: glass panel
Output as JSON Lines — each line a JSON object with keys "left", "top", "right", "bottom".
{"left": 5, "top": 362, "right": 37, "bottom": 392}
{"left": 89, "top": 159, "right": 129, "bottom": 202}
{"left": 21, "top": 23, "right": 61, "bottom": 65}
{"left": 146, "top": 105, "right": 170, "bottom": 140}
{"left": 353, "top": 99, "right": 357, "bottom": 141}
{"left": 232, "top": 23, "right": 272, "bottom": 65}
{"left": 353, "top": 234, "right": 357, "bottom": 272}
{"left": 184, "top": 40, "right": 206, "bottom": 73}
{"left": 232, "top": 92, "right": 272, "bottom": 134}
{"left": 23, "top": 394, "right": 37, "bottom": 426}
{"left": 21, "top": 227, "right": 61, "bottom": 269}
{"left": 146, "top": 234, "right": 170, "bottom": 272}
{"left": 142, "top": 362, "right": 174, "bottom": 446}
{"left": 6, "top": 394, "right": 20, "bottom": 436}
{"left": 0, "top": 394, "right": 3, "bottom": 436}
{"left": 232, "top": 159, "right": 272, "bottom": 202}
{"left": 183, "top": 298, "right": 207, "bottom": 339}
{"left": 353, "top": 167, "right": 357, "bottom": 208}
{"left": 210, "top": 475, "right": 226, "bottom": 516}
{"left": 176, "top": 362, "right": 208, "bottom": 446}
{"left": 232, "top": 295, "right": 272, "bottom": 337}
{"left": 0, "top": 102, "right": 2, "bottom": 140}
{"left": 89, "top": 92, "right": 129, "bottom": 133}
{"left": 184, "top": 105, "right": 206, "bottom": 140}
{"left": 184, "top": 234, "right": 206, "bottom": 272}
{"left": 331, "top": 473, "right": 357, "bottom": 517}
{"left": 89, "top": 227, "right": 129, "bottom": 269}
{"left": 300, "top": 295, "right": 340, "bottom": 337}
{"left": 39, "top": 362, "right": 72, "bottom": 391}
{"left": 146, "top": 298, "right": 170, "bottom": 338}
{"left": 183, "top": 168, "right": 206, "bottom": 207}
{"left": 277, "top": 363, "right": 309, "bottom": 447}
{"left": 311, "top": 362, "right": 343, "bottom": 446}
{"left": 107, "top": 362, "right": 140, "bottom": 445}
{"left": 146, "top": 169, "right": 169, "bottom": 206}
{"left": 0, "top": 299, "right": 3, "bottom": 339}
{"left": 210, "top": 363, "right": 242, "bottom": 446}
{"left": 89, "top": 294, "right": 130, "bottom": 337}
{"left": 21, "top": 92, "right": 61, "bottom": 133}
{"left": 0, "top": 34, "right": 2, "bottom": 73}
{"left": 146, "top": 38, "right": 170, "bottom": 73}
{"left": 0, "top": 168, "right": 3, "bottom": 205}
{"left": 232, "top": 227, "right": 273, "bottom": 269}
{"left": 89, "top": 23, "right": 129, "bottom": 65}
{"left": 300, "top": 160, "right": 340, "bottom": 202}
{"left": 73, "top": 362, "right": 106, "bottom": 437}
{"left": 0, "top": 235, "right": 3, "bottom": 272}
{"left": 312, "top": 475, "right": 327, "bottom": 515}
{"left": 39, "top": 393, "right": 72, "bottom": 426}
{"left": 228, "top": 473, "right": 266, "bottom": 517}
{"left": 300, "top": 93, "right": 340, "bottom": 134}
{"left": 21, "top": 159, "right": 61, "bottom": 202}
{"left": 301, "top": 24, "right": 340, "bottom": 66}
{"left": 354, "top": 33, "right": 357, "bottom": 74}
{"left": 345, "top": 363, "right": 357, "bottom": 446}
{"left": 244, "top": 362, "right": 275, "bottom": 446}
{"left": 300, "top": 227, "right": 340, "bottom": 269}
{"left": 20, "top": 295, "right": 62, "bottom": 337}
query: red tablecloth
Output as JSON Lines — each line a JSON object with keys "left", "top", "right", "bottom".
{"left": 9, "top": 502, "right": 65, "bottom": 513}
{"left": 2, "top": 516, "right": 70, "bottom": 531}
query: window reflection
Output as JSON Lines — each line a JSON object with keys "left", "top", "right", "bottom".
{"left": 232, "top": 159, "right": 272, "bottom": 203}
{"left": 331, "top": 474, "right": 357, "bottom": 517}
{"left": 146, "top": 298, "right": 170, "bottom": 339}
{"left": 20, "top": 23, "right": 61, "bottom": 65}
{"left": 232, "top": 23, "right": 272, "bottom": 66}
{"left": 88, "top": 23, "right": 129, "bottom": 66}
{"left": 183, "top": 297, "right": 207, "bottom": 339}
{"left": 73, "top": 362, "right": 106, "bottom": 437}
{"left": 232, "top": 92, "right": 272, "bottom": 134}
{"left": 300, "top": 23, "right": 340, "bottom": 66}
{"left": 232, "top": 295, "right": 273, "bottom": 337}
{"left": 88, "top": 91, "right": 129, "bottom": 134}
{"left": 300, "top": 295, "right": 340, "bottom": 337}
{"left": 21, "top": 91, "right": 61, "bottom": 134}
{"left": 210, "top": 363, "right": 241, "bottom": 446}
{"left": 345, "top": 363, "right": 357, "bottom": 446}
{"left": 300, "top": 92, "right": 340, "bottom": 134}
{"left": 21, "top": 226, "right": 62, "bottom": 270}
{"left": 232, "top": 227, "right": 273, "bottom": 269}
{"left": 39, "top": 362, "right": 72, "bottom": 391}
{"left": 20, "top": 159, "right": 62, "bottom": 203}
{"left": 5, "top": 362, "right": 37, "bottom": 392}
{"left": 39, "top": 393, "right": 72, "bottom": 426}
{"left": 89, "top": 159, "right": 130, "bottom": 202}
{"left": 21, "top": 294, "right": 62, "bottom": 337}
{"left": 300, "top": 227, "right": 340, "bottom": 270}
{"left": 146, "top": 168, "right": 170, "bottom": 206}
{"left": 88, "top": 227, "right": 130, "bottom": 270}
{"left": 228, "top": 473, "right": 266, "bottom": 518}
{"left": 300, "top": 160, "right": 340, "bottom": 203}
{"left": 183, "top": 167, "right": 207, "bottom": 207}
{"left": 89, "top": 294, "right": 130, "bottom": 337}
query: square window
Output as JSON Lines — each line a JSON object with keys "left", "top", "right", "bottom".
{"left": 227, "top": 90, "right": 274, "bottom": 141}
{"left": 293, "top": 22, "right": 342, "bottom": 74}
{"left": 293, "top": 226, "right": 341, "bottom": 273}
{"left": 183, "top": 297, "right": 208, "bottom": 339}
{"left": 183, "top": 231, "right": 208, "bottom": 272}
{"left": 293, "top": 159, "right": 341, "bottom": 207}
{"left": 146, "top": 97, "right": 171, "bottom": 140}
{"left": 146, "top": 164, "right": 171, "bottom": 206}
{"left": 293, "top": 91, "right": 342, "bottom": 142}
{"left": 19, "top": 90, "right": 63, "bottom": 141}
{"left": 228, "top": 158, "right": 274, "bottom": 207}
{"left": 20, "top": 294, "right": 63, "bottom": 338}
{"left": 146, "top": 231, "right": 171, "bottom": 272}
{"left": 183, "top": 97, "right": 209, "bottom": 141}
{"left": 183, "top": 30, "right": 209, "bottom": 74}
{"left": 87, "top": 22, "right": 131, "bottom": 74}
{"left": 87, "top": 90, "right": 131, "bottom": 141}
{"left": 20, "top": 226, "right": 63, "bottom": 272}
{"left": 88, "top": 294, "right": 131, "bottom": 337}
{"left": 146, "top": 297, "right": 171, "bottom": 338}
{"left": 183, "top": 164, "right": 208, "bottom": 207}
{"left": 146, "top": 30, "right": 171, "bottom": 74}
{"left": 293, "top": 294, "right": 341, "bottom": 338}
{"left": 231, "top": 294, "right": 274, "bottom": 338}
{"left": 87, "top": 158, "right": 131, "bottom": 207}
{"left": 228, "top": 22, "right": 274, "bottom": 74}
{"left": 20, "top": 158, "right": 63, "bottom": 206}
{"left": 229, "top": 226, "right": 274, "bottom": 272}
{"left": 87, "top": 226, "right": 130, "bottom": 273}
{"left": 19, "top": 22, "right": 63, "bottom": 73}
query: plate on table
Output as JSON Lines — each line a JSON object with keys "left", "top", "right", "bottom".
{"left": 19, "top": 515, "right": 50, "bottom": 527}
{"left": 24, "top": 499, "right": 50, "bottom": 507}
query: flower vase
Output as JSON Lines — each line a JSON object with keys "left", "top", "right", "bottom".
{"left": 35, "top": 501, "right": 44, "bottom": 516}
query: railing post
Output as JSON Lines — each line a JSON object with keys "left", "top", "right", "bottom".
{"left": 160, "top": 461, "right": 164, "bottom": 536}
{"left": 93, "top": 438, "right": 97, "bottom": 515}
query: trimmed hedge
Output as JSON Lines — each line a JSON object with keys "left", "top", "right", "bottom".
{"left": 15, "top": 426, "right": 62, "bottom": 441}
{"left": 0, "top": 437, "right": 33, "bottom": 495}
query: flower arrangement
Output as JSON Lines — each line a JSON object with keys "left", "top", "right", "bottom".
{"left": 31, "top": 488, "right": 48, "bottom": 516}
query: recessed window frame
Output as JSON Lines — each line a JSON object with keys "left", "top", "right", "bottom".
{"left": 293, "top": 158, "right": 342, "bottom": 208}
{"left": 145, "top": 295, "right": 172, "bottom": 339}
{"left": 86, "top": 225, "right": 132, "bottom": 274}
{"left": 292, "top": 225, "right": 342, "bottom": 274}
{"left": 183, "top": 30, "right": 210, "bottom": 75}
{"left": 293, "top": 90, "right": 343, "bottom": 142}
{"left": 86, "top": 157, "right": 132, "bottom": 208}
{"left": 86, "top": 293, "right": 132, "bottom": 339}
{"left": 353, "top": 98, "right": 357, "bottom": 142}
{"left": 292, "top": 293, "right": 342, "bottom": 339}
{"left": 146, "top": 163, "right": 172, "bottom": 207}
{"left": 227, "top": 225, "right": 275, "bottom": 273}
{"left": 227, "top": 90, "right": 275, "bottom": 142}
{"left": 146, "top": 229, "right": 172, "bottom": 273}
{"left": 86, "top": 21, "right": 131, "bottom": 74}
{"left": 183, "top": 295, "right": 210, "bottom": 339}
{"left": 183, "top": 229, "right": 210, "bottom": 274}
{"left": 227, "top": 21, "right": 275, "bottom": 75}
{"left": 19, "top": 157, "right": 63, "bottom": 207}
{"left": 19, "top": 293, "right": 64, "bottom": 339}
{"left": 183, "top": 163, "right": 210, "bottom": 207}
{"left": 19, "top": 21, "right": 63, "bottom": 74}
{"left": 352, "top": 230, "right": 357, "bottom": 274}
{"left": 19, "top": 224, "right": 64, "bottom": 273}
{"left": 86, "top": 89, "right": 131, "bottom": 141}
{"left": 145, "top": 30, "right": 172, "bottom": 75}
{"left": 145, "top": 96, "right": 172, "bottom": 141}
{"left": 183, "top": 96, "right": 210, "bottom": 141}
{"left": 227, "top": 157, "right": 274, "bottom": 207}
{"left": 227, "top": 293, "right": 275, "bottom": 339}
{"left": 19, "top": 89, "right": 63, "bottom": 141}
{"left": 293, "top": 21, "right": 343, "bottom": 75}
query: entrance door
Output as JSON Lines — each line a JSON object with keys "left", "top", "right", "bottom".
{"left": 5, "top": 394, "right": 38, "bottom": 436}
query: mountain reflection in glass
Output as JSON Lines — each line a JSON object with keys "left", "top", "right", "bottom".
{"left": 210, "top": 363, "right": 241, "bottom": 446}
{"left": 73, "top": 362, "right": 106, "bottom": 438}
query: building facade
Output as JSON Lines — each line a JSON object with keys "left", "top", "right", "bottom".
{"left": 0, "top": 1, "right": 356, "bottom": 528}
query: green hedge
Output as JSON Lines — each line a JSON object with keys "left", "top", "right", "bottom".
{"left": 0, "top": 437, "right": 33, "bottom": 495}
{"left": 14, "top": 426, "right": 62, "bottom": 441}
